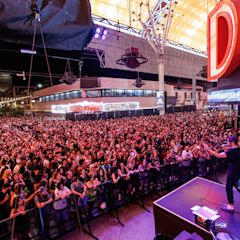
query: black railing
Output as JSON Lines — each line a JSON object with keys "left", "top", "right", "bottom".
{"left": 66, "top": 106, "right": 197, "bottom": 121}
{"left": 0, "top": 158, "right": 225, "bottom": 240}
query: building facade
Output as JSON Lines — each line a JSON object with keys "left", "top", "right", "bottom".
{"left": 32, "top": 77, "right": 206, "bottom": 113}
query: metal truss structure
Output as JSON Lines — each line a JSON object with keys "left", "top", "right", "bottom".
{"left": 133, "top": 0, "right": 177, "bottom": 114}
{"left": 92, "top": 13, "right": 207, "bottom": 58}
{"left": 143, "top": 0, "right": 172, "bottom": 39}
{"left": 135, "top": 0, "right": 177, "bottom": 54}
{"left": 92, "top": 15, "right": 142, "bottom": 37}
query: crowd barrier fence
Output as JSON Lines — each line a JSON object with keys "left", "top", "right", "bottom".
{"left": 66, "top": 106, "right": 197, "bottom": 121}
{"left": 0, "top": 157, "right": 226, "bottom": 240}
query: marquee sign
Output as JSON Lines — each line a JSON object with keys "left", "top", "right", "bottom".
{"left": 208, "top": 0, "right": 240, "bottom": 80}
{"left": 208, "top": 88, "right": 240, "bottom": 103}
{"left": 157, "top": 91, "right": 165, "bottom": 110}
{"left": 51, "top": 101, "right": 140, "bottom": 114}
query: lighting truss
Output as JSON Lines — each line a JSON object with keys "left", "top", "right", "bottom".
{"left": 92, "top": 14, "right": 207, "bottom": 58}
{"left": 143, "top": 0, "right": 171, "bottom": 38}
{"left": 92, "top": 15, "right": 142, "bottom": 37}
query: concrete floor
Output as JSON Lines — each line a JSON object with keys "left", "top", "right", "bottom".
{"left": 59, "top": 194, "right": 159, "bottom": 240}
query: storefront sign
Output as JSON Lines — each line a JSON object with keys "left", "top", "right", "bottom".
{"left": 103, "top": 102, "right": 139, "bottom": 112}
{"left": 51, "top": 101, "right": 140, "bottom": 113}
{"left": 69, "top": 102, "right": 103, "bottom": 113}
{"left": 51, "top": 104, "right": 69, "bottom": 114}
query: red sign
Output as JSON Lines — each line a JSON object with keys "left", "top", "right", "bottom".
{"left": 208, "top": 0, "right": 240, "bottom": 80}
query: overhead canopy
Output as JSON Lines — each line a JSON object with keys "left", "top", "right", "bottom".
{"left": 0, "top": 0, "right": 95, "bottom": 52}
{"left": 90, "top": 0, "right": 216, "bottom": 52}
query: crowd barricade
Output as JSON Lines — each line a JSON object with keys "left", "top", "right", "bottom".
{"left": 66, "top": 106, "right": 197, "bottom": 121}
{"left": 0, "top": 158, "right": 225, "bottom": 240}
{"left": 0, "top": 207, "right": 41, "bottom": 240}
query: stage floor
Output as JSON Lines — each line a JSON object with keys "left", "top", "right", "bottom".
{"left": 154, "top": 177, "right": 240, "bottom": 238}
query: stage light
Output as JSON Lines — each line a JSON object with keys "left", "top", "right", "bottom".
{"left": 94, "top": 26, "right": 108, "bottom": 40}
{"left": 37, "top": 83, "right": 43, "bottom": 88}
{"left": 103, "top": 29, "right": 108, "bottom": 35}
{"left": 20, "top": 49, "right": 37, "bottom": 55}
{"left": 0, "top": 73, "right": 10, "bottom": 77}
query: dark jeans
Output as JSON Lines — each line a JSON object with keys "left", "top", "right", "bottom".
{"left": 199, "top": 158, "right": 207, "bottom": 177}
{"left": 55, "top": 208, "right": 68, "bottom": 228}
{"left": 226, "top": 165, "right": 240, "bottom": 205}
{"left": 40, "top": 205, "right": 51, "bottom": 239}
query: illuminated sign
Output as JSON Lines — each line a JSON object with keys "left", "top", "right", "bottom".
{"left": 86, "top": 90, "right": 101, "bottom": 98}
{"left": 208, "top": 88, "right": 240, "bottom": 103}
{"left": 51, "top": 101, "right": 140, "bottom": 113}
{"left": 103, "top": 102, "right": 139, "bottom": 112}
{"left": 208, "top": 0, "right": 240, "bottom": 80}
{"left": 52, "top": 101, "right": 102, "bottom": 114}
{"left": 157, "top": 91, "right": 164, "bottom": 110}
{"left": 69, "top": 101, "right": 103, "bottom": 113}
{"left": 51, "top": 104, "right": 69, "bottom": 114}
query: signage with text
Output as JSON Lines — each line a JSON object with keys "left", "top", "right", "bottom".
{"left": 157, "top": 91, "right": 165, "bottom": 110}
{"left": 208, "top": 0, "right": 240, "bottom": 80}
{"left": 51, "top": 101, "right": 140, "bottom": 114}
{"left": 208, "top": 88, "right": 240, "bottom": 103}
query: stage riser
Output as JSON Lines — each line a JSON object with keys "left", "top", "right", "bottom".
{"left": 153, "top": 177, "right": 240, "bottom": 239}
{"left": 153, "top": 205, "right": 212, "bottom": 239}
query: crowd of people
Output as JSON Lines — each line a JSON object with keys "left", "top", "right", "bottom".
{"left": 0, "top": 111, "right": 236, "bottom": 238}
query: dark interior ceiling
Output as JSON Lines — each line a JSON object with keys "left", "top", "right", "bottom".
{"left": 0, "top": 42, "right": 216, "bottom": 94}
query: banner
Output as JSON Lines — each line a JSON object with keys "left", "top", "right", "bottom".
{"left": 157, "top": 91, "right": 165, "bottom": 110}
{"left": 208, "top": 88, "right": 240, "bottom": 103}
{"left": 51, "top": 101, "right": 140, "bottom": 113}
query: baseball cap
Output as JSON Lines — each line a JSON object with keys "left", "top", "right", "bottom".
{"left": 39, "top": 186, "right": 46, "bottom": 192}
{"left": 227, "top": 136, "right": 238, "bottom": 144}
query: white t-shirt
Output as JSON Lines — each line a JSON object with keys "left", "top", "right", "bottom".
{"left": 182, "top": 150, "right": 193, "bottom": 160}
{"left": 53, "top": 186, "right": 71, "bottom": 210}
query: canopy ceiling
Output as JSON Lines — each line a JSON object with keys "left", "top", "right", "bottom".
{"left": 90, "top": 0, "right": 216, "bottom": 53}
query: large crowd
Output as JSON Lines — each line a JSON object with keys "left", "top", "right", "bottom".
{"left": 0, "top": 111, "right": 237, "bottom": 238}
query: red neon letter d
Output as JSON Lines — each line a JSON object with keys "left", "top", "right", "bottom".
{"left": 208, "top": 0, "right": 240, "bottom": 80}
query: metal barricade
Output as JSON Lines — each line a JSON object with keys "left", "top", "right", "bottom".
{"left": 0, "top": 160, "right": 226, "bottom": 240}
{"left": 0, "top": 207, "right": 41, "bottom": 240}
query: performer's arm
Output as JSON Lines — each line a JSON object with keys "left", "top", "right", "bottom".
{"left": 203, "top": 143, "right": 227, "bottom": 159}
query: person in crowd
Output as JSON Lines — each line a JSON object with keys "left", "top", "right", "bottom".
{"left": 86, "top": 175, "right": 100, "bottom": 218}
{"left": 10, "top": 187, "right": 40, "bottom": 240}
{"left": 34, "top": 186, "right": 53, "bottom": 239}
{"left": 181, "top": 145, "right": 193, "bottom": 166}
{"left": 198, "top": 145, "right": 211, "bottom": 177}
{"left": 71, "top": 176, "right": 88, "bottom": 210}
{"left": 138, "top": 159, "right": 150, "bottom": 191}
{"left": 117, "top": 161, "right": 130, "bottom": 199}
{"left": 0, "top": 110, "right": 235, "bottom": 234}
{"left": 0, "top": 183, "right": 11, "bottom": 236}
{"left": 1, "top": 168, "right": 12, "bottom": 185}
{"left": 53, "top": 182, "right": 72, "bottom": 233}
